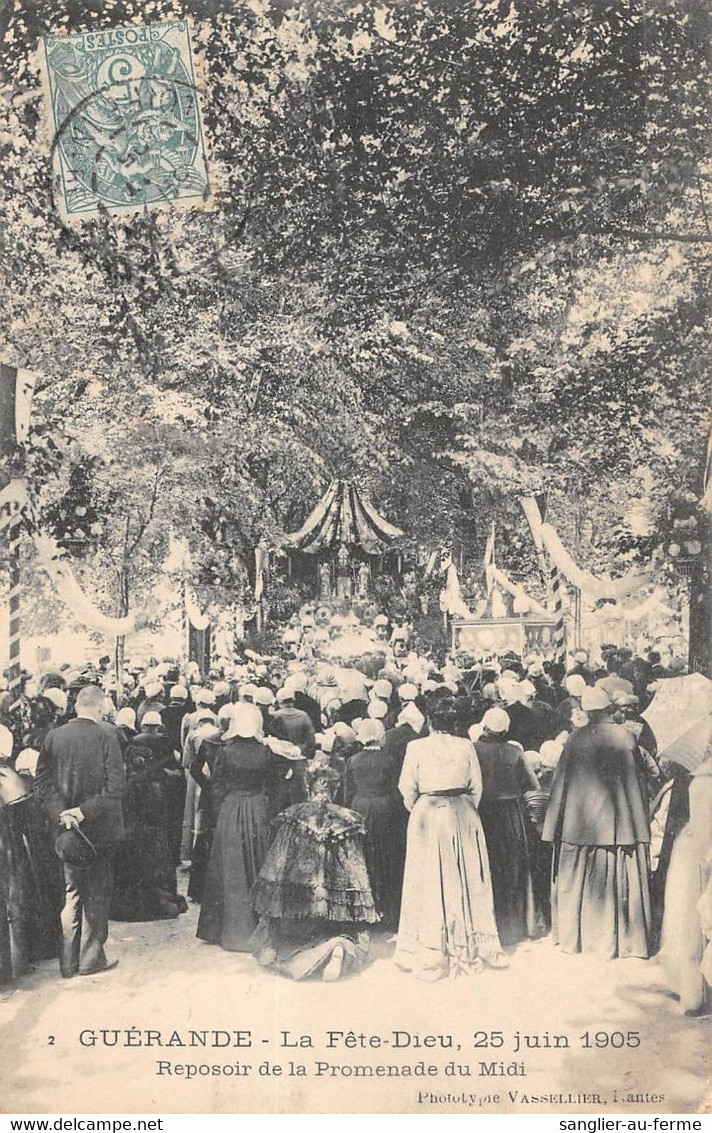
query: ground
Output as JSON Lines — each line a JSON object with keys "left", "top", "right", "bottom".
{"left": 1, "top": 877, "right": 710, "bottom": 1116}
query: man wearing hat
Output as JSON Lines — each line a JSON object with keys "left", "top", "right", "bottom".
{"left": 35, "top": 685, "right": 125, "bottom": 978}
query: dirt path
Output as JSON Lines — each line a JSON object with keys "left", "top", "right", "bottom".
{"left": 1, "top": 882, "right": 709, "bottom": 1115}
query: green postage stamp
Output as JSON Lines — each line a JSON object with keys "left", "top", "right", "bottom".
{"left": 39, "top": 20, "right": 212, "bottom": 221}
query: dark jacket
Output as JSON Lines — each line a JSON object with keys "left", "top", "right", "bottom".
{"left": 136, "top": 696, "right": 165, "bottom": 728}
{"left": 35, "top": 718, "right": 125, "bottom": 850}
{"left": 294, "top": 691, "right": 322, "bottom": 731}
{"left": 271, "top": 706, "right": 315, "bottom": 758}
{"left": 160, "top": 703, "right": 190, "bottom": 754}
{"left": 475, "top": 737, "right": 539, "bottom": 802}
{"left": 542, "top": 720, "right": 650, "bottom": 846}
{"left": 506, "top": 702, "right": 552, "bottom": 752}
{"left": 383, "top": 722, "right": 425, "bottom": 782}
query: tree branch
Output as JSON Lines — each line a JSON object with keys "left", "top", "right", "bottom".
{"left": 561, "top": 226, "right": 712, "bottom": 245}
{"left": 125, "top": 463, "right": 163, "bottom": 558}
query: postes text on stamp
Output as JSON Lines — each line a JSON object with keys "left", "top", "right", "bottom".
{"left": 40, "top": 20, "right": 212, "bottom": 222}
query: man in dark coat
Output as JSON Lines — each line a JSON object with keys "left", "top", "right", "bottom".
{"left": 35, "top": 684, "right": 125, "bottom": 978}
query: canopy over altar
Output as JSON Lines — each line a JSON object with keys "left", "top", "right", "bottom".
{"left": 284, "top": 479, "right": 405, "bottom": 602}
{"left": 284, "top": 479, "right": 403, "bottom": 555}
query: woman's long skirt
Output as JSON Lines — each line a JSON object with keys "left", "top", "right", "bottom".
{"left": 551, "top": 841, "right": 651, "bottom": 959}
{"left": 350, "top": 793, "right": 404, "bottom": 928}
{"left": 180, "top": 775, "right": 200, "bottom": 862}
{"left": 111, "top": 779, "right": 183, "bottom": 922}
{"left": 659, "top": 826, "right": 712, "bottom": 1012}
{"left": 251, "top": 916, "right": 371, "bottom": 981}
{"left": 395, "top": 795, "right": 504, "bottom": 980}
{"left": 197, "top": 791, "right": 269, "bottom": 951}
{"left": 187, "top": 786, "right": 215, "bottom": 903}
{"left": 479, "top": 798, "right": 546, "bottom": 947}
{"left": 1, "top": 798, "right": 61, "bottom": 969}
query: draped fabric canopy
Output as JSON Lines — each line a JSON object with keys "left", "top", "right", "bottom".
{"left": 284, "top": 480, "right": 404, "bottom": 555}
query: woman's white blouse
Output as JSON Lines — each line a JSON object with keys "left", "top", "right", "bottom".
{"left": 398, "top": 733, "right": 483, "bottom": 811}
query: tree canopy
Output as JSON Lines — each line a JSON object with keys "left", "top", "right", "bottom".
{"left": 0, "top": 0, "right": 709, "bottom": 634}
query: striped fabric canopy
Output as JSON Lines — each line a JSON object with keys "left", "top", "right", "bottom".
{"left": 284, "top": 480, "right": 404, "bottom": 555}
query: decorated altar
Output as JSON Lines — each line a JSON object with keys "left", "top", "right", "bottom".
{"left": 284, "top": 479, "right": 404, "bottom": 600}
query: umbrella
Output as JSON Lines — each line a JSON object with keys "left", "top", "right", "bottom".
{"left": 642, "top": 673, "right": 712, "bottom": 770}
{"left": 655, "top": 716, "right": 712, "bottom": 772}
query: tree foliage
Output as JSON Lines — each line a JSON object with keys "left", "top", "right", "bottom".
{"left": 0, "top": 0, "right": 708, "bottom": 629}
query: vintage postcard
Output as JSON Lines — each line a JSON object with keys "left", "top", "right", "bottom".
{"left": 0, "top": 0, "right": 710, "bottom": 1119}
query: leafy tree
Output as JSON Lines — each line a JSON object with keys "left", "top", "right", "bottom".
{"left": 0, "top": 0, "right": 708, "bottom": 664}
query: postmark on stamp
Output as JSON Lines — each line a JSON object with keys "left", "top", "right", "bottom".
{"left": 39, "top": 20, "right": 212, "bottom": 222}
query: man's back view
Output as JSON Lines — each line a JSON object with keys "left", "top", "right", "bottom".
{"left": 35, "top": 684, "right": 125, "bottom": 978}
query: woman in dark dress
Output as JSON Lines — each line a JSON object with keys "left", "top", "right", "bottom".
{"left": 251, "top": 764, "right": 379, "bottom": 981}
{"left": 111, "top": 735, "right": 184, "bottom": 922}
{"left": 187, "top": 708, "right": 230, "bottom": 902}
{"left": 197, "top": 704, "right": 280, "bottom": 951}
{"left": 542, "top": 686, "right": 652, "bottom": 958}
{"left": 114, "top": 707, "right": 137, "bottom": 754}
{"left": 344, "top": 719, "right": 402, "bottom": 927}
{"left": 0, "top": 727, "right": 61, "bottom": 975}
{"left": 474, "top": 707, "right": 545, "bottom": 947}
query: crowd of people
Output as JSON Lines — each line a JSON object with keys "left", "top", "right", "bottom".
{"left": 0, "top": 604, "right": 709, "bottom": 1009}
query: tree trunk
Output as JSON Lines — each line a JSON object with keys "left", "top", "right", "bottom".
{"left": 114, "top": 567, "right": 130, "bottom": 708}
{"left": 688, "top": 518, "right": 711, "bottom": 675}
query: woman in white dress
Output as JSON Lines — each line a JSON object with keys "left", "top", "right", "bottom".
{"left": 395, "top": 701, "right": 507, "bottom": 980}
{"left": 659, "top": 752, "right": 712, "bottom": 1015}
